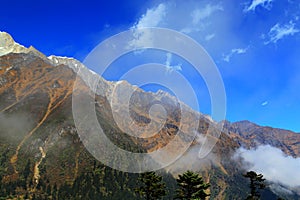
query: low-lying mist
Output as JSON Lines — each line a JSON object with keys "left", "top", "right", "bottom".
{"left": 234, "top": 145, "right": 300, "bottom": 195}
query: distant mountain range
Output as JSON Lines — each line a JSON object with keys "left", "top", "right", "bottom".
{"left": 0, "top": 31, "right": 299, "bottom": 199}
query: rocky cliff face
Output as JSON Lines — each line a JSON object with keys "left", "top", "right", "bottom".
{"left": 222, "top": 120, "right": 300, "bottom": 157}
{"left": 0, "top": 32, "right": 299, "bottom": 199}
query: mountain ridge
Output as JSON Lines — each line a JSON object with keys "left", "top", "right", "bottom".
{"left": 0, "top": 31, "right": 299, "bottom": 199}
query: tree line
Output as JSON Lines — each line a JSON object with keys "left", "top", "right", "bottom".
{"left": 135, "top": 170, "right": 210, "bottom": 200}
{"left": 0, "top": 156, "right": 287, "bottom": 200}
{"left": 135, "top": 170, "right": 285, "bottom": 200}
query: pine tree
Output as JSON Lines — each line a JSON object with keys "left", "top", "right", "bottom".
{"left": 175, "top": 170, "right": 210, "bottom": 200}
{"left": 135, "top": 171, "right": 167, "bottom": 200}
{"left": 243, "top": 171, "right": 266, "bottom": 200}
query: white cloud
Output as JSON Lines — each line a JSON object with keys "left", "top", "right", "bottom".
{"left": 165, "top": 133, "right": 219, "bottom": 174}
{"left": 269, "top": 184, "right": 294, "bottom": 196}
{"left": 264, "top": 21, "right": 300, "bottom": 44}
{"left": 165, "top": 52, "right": 172, "bottom": 67}
{"left": 134, "top": 4, "right": 166, "bottom": 29}
{"left": 165, "top": 52, "right": 182, "bottom": 73}
{"left": 223, "top": 47, "right": 248, "bottom": 62}
{"left": 180, "top": 27, "right": 195, "bottom": 34}
{"left": 261, "top": 101, "right": 268, "bottom": 106}
{"left": 130, "top": 1, "right": 225, "bottom": 49}
{"left": 205, "top": 33, "right": 215, "bottom": 41}
{"left": 128, "top": 4, "right": 166, "bottom": 49}
{"left": 180, "top": 4, "right": 223, "bottom": 34}
{"left": 244, "top": 0, "right": 274, "bottom": 12}
{"left": 235, "top": 145, "right": 300, "bottom": 188}
{"left": 166, "top": 65, "right": 182, "bottom": 73}
{"left": 191, "top": 4, "right": 223, "bottom": 25}
{"left": 233, "top": 48, "right": 248, "bottom": 54}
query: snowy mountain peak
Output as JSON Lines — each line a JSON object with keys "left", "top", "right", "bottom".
{"left": 47, "top": 55, "right": 85, "bottom": 73}
{"left": 0, "top": 31, "right": 48, "bottom": 59}
{"left": 0, "top": 31, "right": 28, "bottom": 56}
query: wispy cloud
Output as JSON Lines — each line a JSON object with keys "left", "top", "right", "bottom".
{"left": 181, "top": 4, "right": 223, "bottom": 34}
{"left": 165, "top": 52, "right": 182, "bottom": 73}
{"left": 235, "top": 145, "right": 300, "bottom": 189}
{"left": 261, "top": 101, "right": 268, "bottom": 106}
{"left": 165, "top": 52, "right": 172, "bottom": 67}
{"left": 191, "top": 4, "right": 223, "bottom": 25}
{"left": 244, "top": 0, "right": 274, "bottom": 12}
{"left": 205, "top": 33, "right": 215, "bottom": 41}
{"left": 264, "top": 21, "right": 300, "bottom": 44}
{"left": 223, "top": 47, "right": 248, "bottom": 62}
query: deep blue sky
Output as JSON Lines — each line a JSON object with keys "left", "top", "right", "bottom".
{"left": 0, "top": 0, "right": 153, "bottom": 59}
{"left": 1, "top": 0, "right": 300, "bottom": 132}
